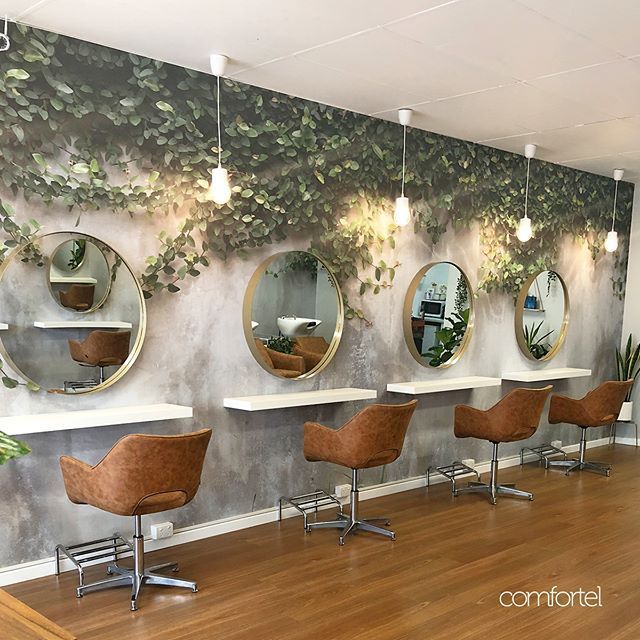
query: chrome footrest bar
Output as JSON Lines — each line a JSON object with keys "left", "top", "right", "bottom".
{"left": 520, "top": 443, "right": 567, "bottom": 469}
{"left": 55, "top": 533, "right": 133, "bottom": 590}
{"left": 278, "top": 489, "right": 343, "bottom": 530}
{"left": 427, "top": 461, "right": 481, "bottom": 495}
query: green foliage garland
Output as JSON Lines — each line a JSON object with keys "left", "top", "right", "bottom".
{"left": 0, "top": 24, "right": 633, "bottom": 328}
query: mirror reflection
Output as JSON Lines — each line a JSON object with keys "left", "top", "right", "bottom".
{"left": 0, "top": 232, "right": 146, "bottom": 394}
{"left": 516, "top": 270, "right": 569, "bottom": 361}
{"left": 404, "top": 261, "right": 473, "bottom": 368}
{"left": 244, "top": 251, "right": 343, "bottom": 379}
{"left": 49, "top": 239, "right": 111, "bottom": 312}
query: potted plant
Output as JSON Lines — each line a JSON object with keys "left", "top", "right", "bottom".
{"left": 523, "top": 321, "right": 554, "bottom": 360}
{"left": 0, "top": 432, "right": 30, "bottom": 465}
{"left": 616, "top": 334, "right": 640, "bottom": 421}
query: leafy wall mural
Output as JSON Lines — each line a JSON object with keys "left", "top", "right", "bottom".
{"left": 0, "top": 24, "right": 634, "bottom": 327}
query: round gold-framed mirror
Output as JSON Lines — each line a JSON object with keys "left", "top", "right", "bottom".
{"left": 403, "top": 261, "right": 474, "bottom": 368}
{"left": 243, "top": 250, "right": 344, "bottom": 379}
{"left": 48, "top": 238, "right": 112, "bottom": 313}
{"left": 515, "top": 269, "right": 569, "bottom": 361}
{"left": 0, "top": 231, "right": 146, "bottom": 394}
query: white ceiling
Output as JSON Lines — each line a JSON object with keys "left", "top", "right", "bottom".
{"left": 5, "top": 0, "right": 640, "bottom": 180}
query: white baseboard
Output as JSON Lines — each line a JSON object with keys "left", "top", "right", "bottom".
{"left": 0, "top": 436, "right": 625, "bottom": 587}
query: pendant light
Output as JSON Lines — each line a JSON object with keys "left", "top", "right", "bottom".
{"left": 394, "top": 108, "right": 413, "bottom": 227}
{"left": 605, "top": 169, "right": 624, "bottom": 253}
{"left": 516, "top": 144, "right": 536, "bottom": 242}
{"left": 208, "top": 53, "right": 231, "bottom": 205}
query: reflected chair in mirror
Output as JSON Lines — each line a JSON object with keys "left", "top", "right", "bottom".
{"left": 547, "top": 380, "right": 633, "bottom": 476}
{"left": 293, "top": 336, "right": 329, "bottom": 371}
{"left": 304, "top": 400, "right": 417, "bottom": 545}
{"left": 454, "top": 386, "right": 553, "bottom": 504}
{"left": 59, "top": 283, "right": 95, "bottom": 311}
{"left": 253, "top": 338, "right": 305, "bottom": 378}
{"left": 59, "top": 429, "right": 212, "bottom": 611}
{"left": 66, "top": 330, "right": 131, "bottom": 391}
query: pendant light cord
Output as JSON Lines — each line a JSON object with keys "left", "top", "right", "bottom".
{"left": 401, "top": 124, "right": 407, "bottom": 197}
{"left": 524, "top": 156, "right": 531, "bottom": 219}
{"left": 216, "top": 74, "right": 222, "bottom": 167}
{"left": 612, "top": 180, "right": 619, "bottom": 231}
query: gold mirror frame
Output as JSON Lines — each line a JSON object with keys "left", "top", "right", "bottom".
{"left": 242, "top": 251, "right": 344, "bottom": 380}
{"left": 47, "top": 237, "right": 113, "bottom": 314}
{"left": 0, "top": 231, "right": 147, "bottom": 395}
{"left": 402, "top": 261, "right": 475, "bottom": 369}
{"left": 515, "top": 269, "right": 570, "bottom": 362}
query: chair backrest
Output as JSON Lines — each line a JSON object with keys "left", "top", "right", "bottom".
{"left": 62, "top": 429, "right": 212, "bottom": 516}
{"left": 582, "top": 380, "right": 633, "bottom": 421}
{"left": 341, "top": 400, "right": 418, "bottom": 468}
{"left": 294, "top": 336, "right": 329, "bottom": 354}
{"left": 84, "top": 330, "right": 131, "bottom": 365}
{"left": 456, "top": 386, "right": 553, "bottom": 443}
{"left": 59, "top": 283, "right": 95, "bottom": 310}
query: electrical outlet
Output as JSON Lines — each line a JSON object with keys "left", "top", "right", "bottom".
{"left": 461, "top": 458, "right": 475, "bottom": 469}
{"left": 335, "top": 484, "right": 351, "bottom": 499}
{"left": 551, "top": 440, "right": 562, "bottom": 450}
{"left": 150, "top": 522, "right": 173, "bottom": 540}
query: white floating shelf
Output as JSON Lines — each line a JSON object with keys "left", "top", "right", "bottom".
{"left": 224, "top": 387, "right": 377, "bottom": 411}
{"left": 0, "top": 403, "right": 193, "bottom": 436}
{"left": 387, "top": 376, "right": 502, "bottom": 395}
{"left": 34, "top": 321, "right": 132, "bottom": 329}
{"left": 0, "top": 323, "right": 7, "bottom": 330}
{"left": 501, "top": 368, "right": 592, "bottom": 382}
{"left": 49, "top": 276, "right": 98, "bottom": 284}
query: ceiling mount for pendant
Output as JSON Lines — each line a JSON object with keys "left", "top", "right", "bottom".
{"left": 398, "top": 108, "right": 413, "bottom": 127}
{"left": 210, "top": 53, "right": 228, "bottom": 77}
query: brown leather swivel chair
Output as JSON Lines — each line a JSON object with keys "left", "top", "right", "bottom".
{"left": 304, "top": 400, "right": 417, "bottom": 545}
{"left": 59, "top": 284, "right": 95, "bottom": 311}
{"left": 60, "top": 429, "right": 212, "bottom": 611}
{"left": 68, "top": 330, "right": 131, "bottom": 386}
{"left": 454, "top": 386, "right": 552, "bottom": 504}
{"left": 293, "top": 336, "right": 330, "bottom": 371}
{"left": 254, "top": 338, "right": 305, "bottom": 378}
{"left": 547, "top": 380, "right": 633, "bottom": 476}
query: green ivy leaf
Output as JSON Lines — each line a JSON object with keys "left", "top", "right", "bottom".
{"left": 5, "top": 68, "right": 30, "bottom": 80}
{"left": 156, "top": 101, "right": 175, "bottom": 113}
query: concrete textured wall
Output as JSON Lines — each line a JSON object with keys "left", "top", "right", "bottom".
{"left": 0, "top": 196, "right": 625, "bottom": 568}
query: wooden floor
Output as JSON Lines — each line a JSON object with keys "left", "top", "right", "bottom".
{"left": 7, "top": 444, "right": 640, "bottom": 639}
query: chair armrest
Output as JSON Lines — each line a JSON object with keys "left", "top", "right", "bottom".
{"left": 67, "top": 339, "right": 85, "bottom": 362}
{"left": 303, "top": 421, "right": 338, "bottom": 462}
{"left": 268, "top": 349, "right": 305, "bottom": 373}
{"left": 454, "top": 404, "right": 491, "bottom": 439}
{"left": 293, "top": 346, "right": 323, "bottom": 370}
{"left": 59, "top": 455, "right": 93, "bottom": 505}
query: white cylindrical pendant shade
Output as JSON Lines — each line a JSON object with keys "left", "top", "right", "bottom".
{"left": 516, "top": 216, "right": 532, "bottom": 242}
{"left": 209, "top": 167, "right": 231, "bottom": 205}
{"left": 394, "top": 196, "right": 411, "bottom": 227}
{"left": 605, "top": 230, "right": 619, "bottom": 253}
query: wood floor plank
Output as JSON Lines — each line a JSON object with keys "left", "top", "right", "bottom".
{"left": 6, "top": 444, "right": 640, "bottom": 639}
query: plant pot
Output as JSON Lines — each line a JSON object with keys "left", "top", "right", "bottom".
{"left": 619, "top": 401, "right": 633, "bottom": 422}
